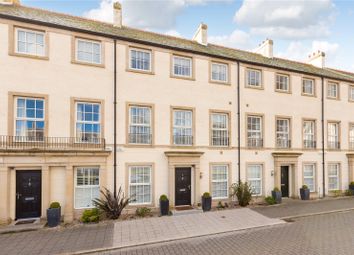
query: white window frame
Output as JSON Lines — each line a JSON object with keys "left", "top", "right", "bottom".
{"left": 211, "top": 113, "right": 229, "bottom": 147}
{"left": 211, "top": 165, "right": 229, "bottom": 199}
{"left": 173, "top": 109, "right": 193, "bottom": 146}
{"left": 211, "top": 62, "right": 228, "bottom": 83}
{"left": 328, "top": 163, "right": 340, "bottom": 191}
{"left": 349, "top": 124, "right": 354, "bottom": 150}
{"left": 349, "top": 86, "right": 354, "bottom": 101}
{"left": 15, "top": 27, "right": 45, "bottom": 57}
{"left": 276, "top": 74, "right": 290, "bottom": 92}
{"left": 129, "top": 48, "right": 152, "bottom": 72}
{"left": 303, "top": 120, "right": 316, "bottom": 149}
{"left": 246, "top": 69, "right": 262, "bottom": 88}
{"left": 302, "top": 78, "right": 315, "bottom": 96}
{"left": 247, "top": 164, "right": 263, "bottom": 196}
{"left": 15, "top": 97, "right": 45, "bottom": 141}
{"left": 247, "top": 115, "right": 263, "bottom": 147}
{"left": 327, "top": 122, "right": 339, "bottom": 149}
{"left": 128, "top": 165, "right": 152, "bottom": 205}
{"left": 172, "top": 55, "right": 192, "bottom": 78}
{"left": 327, "top": 82, "right": 339, "bottom": 99}
{"left": 76, "top": 38, "right": 102, "bottom": 65}
{"left": 75, "top": 102, "right": 101, "bottom": 143}
{"left": 303, "top": 164, "right": 315, "bottom": 192}
{"left": 128, "top": 106, "right": 152, "bottom": 144}
{"left": 276, "top": 118, "right": 290, "bottom": 148}
{"left": 74, "top": 167, "right": 100, "bottom": 209}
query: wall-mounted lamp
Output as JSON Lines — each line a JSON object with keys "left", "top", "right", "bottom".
{"left": 271, "top": 170, "right": 274, "bottom": 177}
{"left": 200, "top": 172, "right": 203, "bottom": 179}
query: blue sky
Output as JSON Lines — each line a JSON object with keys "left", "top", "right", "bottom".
{"left": 22, "top": 0, "right": 354, "bottom": 72}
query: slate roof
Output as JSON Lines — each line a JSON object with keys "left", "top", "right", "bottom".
{"left": 1, "top": 4, "right": 354, "bottom": 82}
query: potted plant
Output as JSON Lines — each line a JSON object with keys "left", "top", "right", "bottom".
{"left": 300, "top": 185, "right": 310, "bottom": 200}
{"left": 47, "top": 202, "right": 61, "bottom": 228}
{"left": 202, "top": 192, "right": 212, "bottom": 212}
{"left": 349, "top": 182, "right": 354, "bottom": 192}
{"left": 159, "top": 194, "right": 169, "bottom": 216}
{"left": 272, "top": 187, "right": 282, "bottom": 204}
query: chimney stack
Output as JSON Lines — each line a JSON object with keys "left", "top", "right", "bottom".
{"left": 0, "top": 0, "right": 20, "bottom": 5}
{"left": 254, "top": 39, "right": 273, "bottom": 58}
{"left": 113, "top": 1, "right": 122, "bottom": 28}
{"left": 192, "top": 23, "right": 208, "bottom": 46}
{"left": 308, "top": 50, "right": 325, "bottom": 68}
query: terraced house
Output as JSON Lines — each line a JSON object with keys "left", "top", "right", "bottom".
{"left": 1, "top": 0, "right": 354, "bottom": 224}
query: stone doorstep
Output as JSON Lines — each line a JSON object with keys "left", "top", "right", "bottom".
{"left": 0, "top": 218, "right": 45, "bottom": 234}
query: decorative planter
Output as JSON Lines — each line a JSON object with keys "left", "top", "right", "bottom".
{"left": 300, "top": 188, "right": 310, "bottom": 200}
{"left": 349, "top": 184, "right": 354, "bottom": 192}
{"left": 47, "top": 207, "right": 61, "bottom": 228}
{"left": 272, "top": 190, "right": 282, "bottom": 204}
{"left": 202, "top": 196, "right": 212, "bottom": 212}
{"left": 159, "top": 199, "right": 169, "bottom": 216}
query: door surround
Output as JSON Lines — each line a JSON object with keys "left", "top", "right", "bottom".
{"left": 165, "top": 151, "right": 204, "bottom": 207}
{"left": 272, "top": 152, "right": 302, "bottom": 198}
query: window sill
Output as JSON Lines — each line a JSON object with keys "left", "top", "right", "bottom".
{"left": 301, "top": 93, "right": 316, "bottom": 98}
{"left": 275, "top": 89, "right": 291, "bottom": 94}
{"left": 126, "top": 68, "right": 155, "bottom": 75}
{"left": 209, "top": 80, "right": 231, "bottom": 86}
{"left": 326, "top": 96, "right": 340, "bottom": 101}
{"left": 170, "top": 74, "right": 195, "bottom": 81}
{"left": 9, "top": 52, "right": 49, "bottom": 61}
{"left": 71, "top": 60, "right": 105, "bottom": 68}
{"left": 245, "top": 85, "right": 264, "bottom": 90}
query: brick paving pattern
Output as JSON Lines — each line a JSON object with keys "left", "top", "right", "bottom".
{"left": 105, "top": 211, "right": 354, "bottom": 255}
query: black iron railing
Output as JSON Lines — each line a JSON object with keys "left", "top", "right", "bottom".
{"left": 247, "top": 138, "right": 263, "bottom": 148}
{"left": 128, "top": 133, "right": 152, "bottom": 145}
{"left": 304, "top": 140, "right": 316, "bottom": 149}
{"left": 0, "top": 136, "right": 106, "bottom": 150}
{"left": 328, "top": 141, "right": 340, "bottom": 150}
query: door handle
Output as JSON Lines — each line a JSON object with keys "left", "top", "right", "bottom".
{"left": 188, "top": 185, "right": 191, "bottom": 190}
{"left": 16, "top": 192, "right": 21, "bottom": 200}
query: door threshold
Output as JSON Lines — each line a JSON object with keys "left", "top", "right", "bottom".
{"left": 13, "top": 218, "right": 40, "bottom": 226}
{"left": 174, "top": 205, "right": 194, "bottom": 211}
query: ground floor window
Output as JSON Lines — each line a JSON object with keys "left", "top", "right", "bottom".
{"left": 328, "top": 163, "right": 340, "bottom": 191}
{"left": 129, "top": 166, "right": 152, "bottom": 205}
{"left": 211, "top": 165, "right": 228, "bottom": 199}
{"left": 247, "top": 164, "right": 262, "bottom": 195}
{"left": 74, "top": 167, "right": 100, "bottom": 209}
{"left": 303, "top": 164, "right": 315, "bottom": 192}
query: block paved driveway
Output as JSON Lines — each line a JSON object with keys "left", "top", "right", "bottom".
{"left": 102, "top": 210, "right": 354, "bottom": 255}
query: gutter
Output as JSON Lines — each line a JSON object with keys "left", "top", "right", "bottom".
{"left": 237, "top": 61, "right": 241, "bottom": 182}
{"left": 113, "top": 39, "right": 117, "bottom": 196}
{"left": 1, "top": 13, "right": 354, "bottom": 84}
{"left": 321, "top": 77, "right": 325, "bottom": 197}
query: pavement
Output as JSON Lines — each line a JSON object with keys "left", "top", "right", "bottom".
{"left": 0, "top": 197, "right": 353, "bottom": 255}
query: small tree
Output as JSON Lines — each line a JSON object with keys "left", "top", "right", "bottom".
{"left": 93, "top": 187, "right": 130, "bottom": 220}
{"left": 230, "top": 181, "right": 253, "bottom": 207}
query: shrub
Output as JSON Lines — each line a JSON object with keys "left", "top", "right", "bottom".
{"left": 230, "top": 181, "right": 253, "bottom": 207}
{"left": 265, "top": 196, "right": 276, "bottom": 205}
{"left": 135, "top": 207, "right": 152, "bottom": 217}
{"left": 49, "top": 202, "right": 61, "bottom": 209}
{"left": 202, "top": 192, "right": 211, "bottom": 198}
{"left": 301, "top": 185, "right": 308, "bottom": 190}
{"left": 81, "top": 208, "right": 99, "bottom": 223}
{"left": 331, "top": 190, "right": 342, "bottom": 197}
{"left": 217, "top": 201, "right": 225, "bottom": 209}
{"left": 350, "top": 182, "right": 354, "bottom": 186}
{"left": 159, "top": 194, "right": 168, "bottom": 201}
{"left": 93, "top": 187, "right": 130, "bottom": 220}
{"left": 344, "top": 189, "right": 353, "bottom": 196}
{"left": 273, "top": 187, "right": 280, "bottom": 192}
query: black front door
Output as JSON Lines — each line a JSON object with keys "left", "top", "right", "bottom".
{"left": 175, "top": 168, "right": 191, "bottom": 206}
{"left": 16, "top": 170, "right": 42, "bottom": 219}
{"left": 281, "top": 166, "right": 289, "bottom": 197}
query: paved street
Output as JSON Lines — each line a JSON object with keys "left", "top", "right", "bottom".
{"left": 102, "top": 211, "right": 354, "bottom": 255}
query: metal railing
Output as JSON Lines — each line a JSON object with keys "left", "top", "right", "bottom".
{"left": 328, "top": 141, "right": 340, "bottom": 150}
{"left": 247, "top": 138, "right": 263, "bottom": 148}
{"left": 173, "top": 135, "right": 193, "bottom": 146}
{"left": 0, "top": 136, "right": 106, "bottom": 151}
{"left": 211, "top": 137, "right": 229, "bottom": 147}
{"left": 303, "top": 140, "right": 316, "bottom": 149}
{"left": 350, "top": 141, "right": 354, "bottom": 150}
{"left": 276, "top": 138, "right": 291, "bottom": 148}
{"left": 128, "top": 133, "right": 152, "bottom": 145}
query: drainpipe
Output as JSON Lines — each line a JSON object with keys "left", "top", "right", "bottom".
{"left": 321, "top": 76, "right": 325, "bottom": 198}
{"left": 237, "top": 61, "right": 241, "bottom": 182}
{"left": 113, "top": 39, "right": 117, "bottom": 197}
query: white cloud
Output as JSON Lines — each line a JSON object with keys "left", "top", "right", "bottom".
{"left": 84, "top": 0, "right": 221, "bottom": 30}
{"left": 209, "top": 29, "right": 252, "bottom": 49}
{"left": 277, "top": 40, "right": 339, "bottom": 67}
{"left": 234, "top": 0, "right": 335, "bottom": 39}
